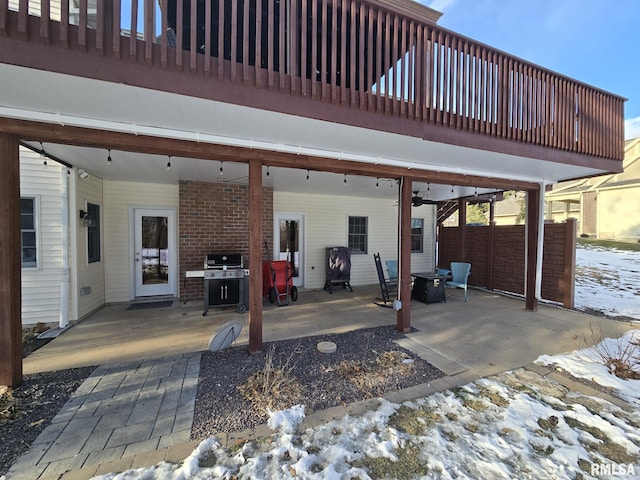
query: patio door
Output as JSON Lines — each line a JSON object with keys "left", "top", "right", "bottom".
{"left": 274, "top": 213, "right": 304, "bottom": 287}
{"left": 133, "top": 208, "right": 177, "bottom": 297}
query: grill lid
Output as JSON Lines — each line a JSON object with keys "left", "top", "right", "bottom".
{"left": 205, "top": 253, "right": 243, "bottom": 269}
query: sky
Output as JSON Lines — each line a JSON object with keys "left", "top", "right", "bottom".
{"left": 423, "top": 0, "right": 640, "bottom": 140}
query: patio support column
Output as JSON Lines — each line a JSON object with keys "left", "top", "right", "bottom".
{"left": 525, "top": 187, "right": 541, "bottom": 311}
{"left": 396, "top": 176, "right": 412, "bottom": 333}
{"left": 0, "top": 133, "right": 22, "bottom": 387}
{"left": 458, "top": 198, "right": 466, "bottom": 260}
{"left": 248, "top": 159, "right": 263, "bottom": 353}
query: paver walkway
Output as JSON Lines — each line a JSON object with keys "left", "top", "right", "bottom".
{"left": 7, "top": 353, "right": 201, "bottom": 480}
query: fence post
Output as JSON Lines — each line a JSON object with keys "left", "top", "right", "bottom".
{"left": 563, "top": 218, "right": 577, "bottom": 309}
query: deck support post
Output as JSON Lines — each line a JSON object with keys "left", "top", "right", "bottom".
{"left": 396, "top": 176, "right": 412, "bottom": 333}
{"left": 0, "top": 133, "right": 22, "bottom": 387}
{"left": 525, "top": 187, "right": 541, "bottom": 311}
{"left": 248, "top": 159, "right": 263, "bottom": 353}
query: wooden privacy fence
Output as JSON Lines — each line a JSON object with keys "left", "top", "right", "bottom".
{"left": 439, "top": 218, "right": 577, "bottom": 308}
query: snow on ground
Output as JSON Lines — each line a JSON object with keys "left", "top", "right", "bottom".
{"left": 92, "top": 245, "right": 640, "bottom": 480}
{"left": 574, "top": 244, "right": 640, "bottom": 319}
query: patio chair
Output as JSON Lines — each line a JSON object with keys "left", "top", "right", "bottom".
{"left": 374, "top": 253, "right": 397, "bottom": 307}
{"left": 446, "top": 262, "right": 471, "bottom": 302}
{"left": 385, "top": 259, "right": 398, "bottom": 283}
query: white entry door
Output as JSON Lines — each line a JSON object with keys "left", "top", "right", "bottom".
{"left": 133, "top": 208, "right": 177, "bottom": 297}
{"left": 274, "top": 213, "right": 304, "bottom": 287}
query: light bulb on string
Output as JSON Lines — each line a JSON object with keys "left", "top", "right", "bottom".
{"left": 166, "top": 156, "right": 171, "bottom": 171}
{"left": 107, "top": 149, "right": 112, "bottom": 166}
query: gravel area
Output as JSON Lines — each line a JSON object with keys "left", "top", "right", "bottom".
{"left": 0, "top": 366, "right": 95, "bottom": 477}
{"left": 191, "top": 325, "right": 443, "bottom": 440}
{"left": 0, "top": 325, "right": 442, "bottom": 477}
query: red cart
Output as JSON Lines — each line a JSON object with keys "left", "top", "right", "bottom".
{"left": 262, "top": 259, "right": 299, "bottom": 306}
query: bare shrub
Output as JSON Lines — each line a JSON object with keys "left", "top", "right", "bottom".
{"left": 237, "top": 344, "right": 304, "bottom": 413}
{"left": 575, "top": 323, "right": 640, "bottom": 380}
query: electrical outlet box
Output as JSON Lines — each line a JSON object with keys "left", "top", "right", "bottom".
{"left": 393, "top": 299, "right": 402, "bottom": 311}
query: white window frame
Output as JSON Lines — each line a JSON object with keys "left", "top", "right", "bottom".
{"left": 21, "top": 196, "right": 40, "bottom": 269}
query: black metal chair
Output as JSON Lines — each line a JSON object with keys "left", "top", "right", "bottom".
{"left": 374, "top": 253, "right": 397, "bottom": 307}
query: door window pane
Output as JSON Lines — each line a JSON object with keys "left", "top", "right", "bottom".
{"left": 142, "top": 216, "right": 169, "bottom": 285}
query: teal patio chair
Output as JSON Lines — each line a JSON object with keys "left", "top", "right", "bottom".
{"left": 446, "top": 262, "right": 471, "bottom": 301}
{"left": 385, "top": 260, "right": 398, "bottom": 283}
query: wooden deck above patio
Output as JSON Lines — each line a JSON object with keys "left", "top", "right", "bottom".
{"left": 0, "top": 0, "right": 625, "bottom": 172}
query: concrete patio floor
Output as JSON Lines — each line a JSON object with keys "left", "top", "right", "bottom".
{"left": 24, "top": 285, "right": 637, "bottom": 377}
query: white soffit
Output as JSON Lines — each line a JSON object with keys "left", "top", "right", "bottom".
{"left": 0, "top": 64, "right": 603, "bottom": 185}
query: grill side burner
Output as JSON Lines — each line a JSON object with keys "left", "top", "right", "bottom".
{"left": 203, "top": 253, "right": 246, "bottom": 315}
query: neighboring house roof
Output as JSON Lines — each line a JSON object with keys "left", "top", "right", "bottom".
{"left": 547, "top": 137, "right": 640, "bottom": 200}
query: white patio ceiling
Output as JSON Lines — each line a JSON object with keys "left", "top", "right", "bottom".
{"left": 0, "top": 64, "right": 607, "bottom": 201}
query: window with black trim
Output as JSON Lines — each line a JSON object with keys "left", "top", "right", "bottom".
{"left": 87, "top": 202, "right": 101, "bottom": 263}
{"left": 21, "top": 197, "right": 37, "bottom": 268}
{"left": 348, "top": 216, "right": 368, "bottom": 254}
{"left": 411, "top": 218, "right": 424, "bottom": 253}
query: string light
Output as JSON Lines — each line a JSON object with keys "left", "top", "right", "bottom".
{"left": 40, "top": 142, "right": 47, "bottom": 167}
{"left": 106, "top": 149, "right": 112, "bottom": 166}
{"left": 474, "top": 187, "right": 478, "bottom": 198}
{"left": 266, "top": 166, "right": 270, "bottom": 177}
{"left": 166, "top": 156, "right": 171, "bottom": 171}
{"left": 219, "top": 161, "right": 224, "bottom": 176}
{"left": 306, "top": 170, "right": 310, "bottom": 182}
{"left": 344, "top": 174, "right": 347, "bottom": 185}
{"left": 376, "top": 178, "right": 379, "bottom": 188}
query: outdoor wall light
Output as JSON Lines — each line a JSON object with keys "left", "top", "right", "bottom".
{"left": 78, "top": 168, "right": 89, "bottom": 179}
{"left": 79, "top": 210, "right": 95, "bottom": 228}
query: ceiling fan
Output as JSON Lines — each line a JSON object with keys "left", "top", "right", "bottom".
{"left": 411, "top": 191, "right": 439, "bottom": 207}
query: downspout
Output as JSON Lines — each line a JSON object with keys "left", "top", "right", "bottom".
{"left": 59, "top": 168, "right": 70, "bottom": 328}
{"left": 534, "top": 182, "right": 546, "bottom": 301}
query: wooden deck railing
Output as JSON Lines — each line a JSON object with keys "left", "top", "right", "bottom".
{"left": 2, "top": 0, "right": 625, "bottom": 160}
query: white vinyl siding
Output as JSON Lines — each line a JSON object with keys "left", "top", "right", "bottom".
{"left": 103, "top": 181, "right": 179, "bottom": 303}
{"left": 75, "top": 170, "right": 105, "bottom": 319}
{"left": 19, "top": 148, "right": 67, "bottom": 326}
{"left": 273, "top": 191, "right": 436, "bottom": 289}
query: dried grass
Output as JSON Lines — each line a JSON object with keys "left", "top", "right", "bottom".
{"left": 575, "top": 323, "right": 640, "bottom": 380}
{"left": 237, "top": 344, "right": 305, "bottom": 414}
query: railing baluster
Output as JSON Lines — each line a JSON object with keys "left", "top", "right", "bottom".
{"left": 160, "top": 0, "right": 168, "bottom": 68}
{"left": 321, "top": 0, "right": 327, "bottom": 100}
{"left": 218, "top": 0, "right": 224, "bottom": 79}
{"left": 364, "top": 7, "right": 380, "bottom": 112}
{"left": 243, "top": 0, "right": 249, "bottom": 84}
{"left": 311, "top": 0, "right": 318, "bottom": 98}
{"left": 40, "top": 0, "right": 50, "bottom": 43}
{"left": 111, "top": 0, "right": 119, "bottom": 57}
{"left": 129, "top": 0, "right": 138, "bottom": 59}
{"left": 414, "top": 23, "right": 423, "bottom": 121}
{"left": 383, "top": 12, "right": 390, "bottom": 113}
{"left": 231, "top": 0, "right": 238, "bottom": 80}
{"left": 442, "top": 32, "right": 450, "bottom": 126}
{"left": 79, "top": 0, "right": 87, "bottom": 49}
{"left": 18, "top": 0, "right": 28, "bottom": 35}
{"left": 399, "top": 18, "right": 406, "bottom": 117}
{"left": 279, "top": 0, "right": 285, "bottom": 90}
{"left": 358, "top": 3, "right": 365, "bottom": 108}
{"left": 204, "top": 0, "right": 211, "bottom": 75}
{"left": 340, "top": 0, "right": 347, "bottom": 104}
{"left": 330, "top": 0, "right": 337, "bottom": 101}
{"left": 300, "top": 0, "right": 307, "bottom": 96}
{"left": 407, "top": 20, "right": 414, "bottom": 119}
{"left": 256, "top": 0, "right": 263, "bottom": 86}
{"left": 391, "top": 14, "right": 398, "bottom": 115}
{"left": 145, "top": 0, "right": 153, "bottom": 64}
{"left": 0, "top": 0, "right": 7, "bottom": 36}
{"left": 375, "top": 10, "right": 382, "bottom": 112}
{"left": 350, "top": 0, "right": 357, "bottom": 107}
{"left": 291, "top": 0, "right": 298, "bottom": 93}
{"left": 176, "top": 0, "right": 183, "bottom": 70}
{"left": 428, "top": 26, "right": 436, "bottom": 123}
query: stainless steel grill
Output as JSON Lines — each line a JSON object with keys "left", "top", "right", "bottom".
{"left": 203, "top": 253, "right": 246, "bottom": 315}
